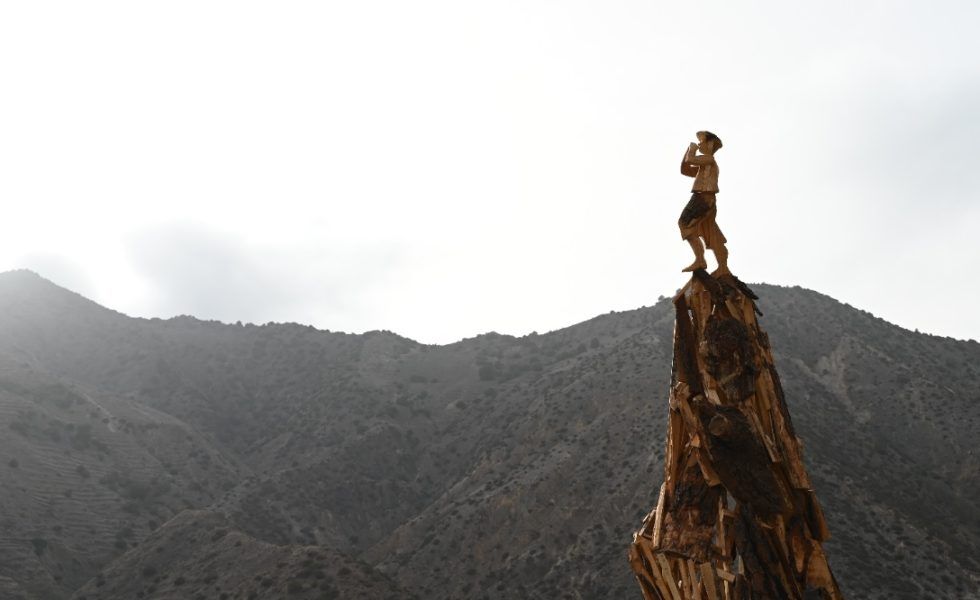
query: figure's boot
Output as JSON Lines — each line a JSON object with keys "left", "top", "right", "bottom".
{"left": 683, "top": 237, "right": 708, "bottom": 272}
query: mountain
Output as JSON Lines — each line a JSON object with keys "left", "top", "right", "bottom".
{"left": 70, "top": 510, "right": 414, "bottom": 600}
{"left": 0, "top": 269, "right": 976, "bottom": 599}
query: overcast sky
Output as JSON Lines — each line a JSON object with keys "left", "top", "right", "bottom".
{"left": 2, "top": 1, "right": 978, "bottom": 344}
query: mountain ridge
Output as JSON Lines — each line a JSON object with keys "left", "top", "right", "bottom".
{"left": 0, "top": 269, "right": 977, "bottom": 599}
{"left": 6, "top": 268, "right": 974, "bottom": 345}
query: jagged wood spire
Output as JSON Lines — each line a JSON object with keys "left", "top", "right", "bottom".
{"left": 629, "top": 271, "right": 843, "bottom": 600}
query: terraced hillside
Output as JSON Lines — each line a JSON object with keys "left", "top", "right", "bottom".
{"left": 0, "top": 270, "right": 976, "bottom": 599}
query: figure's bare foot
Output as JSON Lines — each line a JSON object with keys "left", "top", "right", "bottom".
{"left": 682, "top": 260, "right": 707, "bottom": 272}
{"left": 712, "top": 265, "right": 731, "bottom": 276}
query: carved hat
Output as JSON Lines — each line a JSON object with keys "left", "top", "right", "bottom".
{"left": 696, "top": 130, "right": 723, "bottom": 151}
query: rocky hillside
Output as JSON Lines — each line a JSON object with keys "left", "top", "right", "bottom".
{"left": 71, "top": 510, "right": 413, "bottom": 600}
{"left": 0, "top": 270, "right": 976, "bottom": 599}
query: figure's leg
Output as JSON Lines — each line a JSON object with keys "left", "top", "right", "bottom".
{"left": 701, "top": 215, "right": 729, "bottom": 275}
{"left": 712, "top": 243, "right": 729, "bottom": 274}
{"left": 683, "top": 237, "right": 708, "bottom": 272}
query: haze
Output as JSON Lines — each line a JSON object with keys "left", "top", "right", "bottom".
{"left": 2, "top": 0, "right": 977, "bottom": 344}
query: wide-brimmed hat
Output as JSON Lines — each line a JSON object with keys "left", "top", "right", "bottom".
{"left": 696, "top": 130, "right": 723, "bottom": 150}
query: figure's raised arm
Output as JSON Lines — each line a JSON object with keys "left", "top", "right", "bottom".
{"left": 681, "top": 143, "right": 698, "bottom": 177}
{"left": 686, "top": 154, "right": 715, "bottom": 166}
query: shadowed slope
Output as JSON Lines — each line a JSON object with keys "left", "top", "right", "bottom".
{"left": 0, "top": 271, "right": 976, "bottom": 599}
{"left": 69, "top": 510, "right": 414, "bottom": 600}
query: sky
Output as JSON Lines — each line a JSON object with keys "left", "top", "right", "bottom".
{"left": 1, "top": 1, "right": 978, "bottom": 344}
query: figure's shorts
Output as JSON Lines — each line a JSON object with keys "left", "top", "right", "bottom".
{"left": 679, "top": 192, "right": 727, "bottom": 250}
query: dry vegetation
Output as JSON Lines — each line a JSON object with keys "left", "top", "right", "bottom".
{"left": 0, "top": 270, "right": 975, "bottom": 599}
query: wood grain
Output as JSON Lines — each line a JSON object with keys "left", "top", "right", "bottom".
{"left": 629, "top": 271, "right": 844, "bottom": 599}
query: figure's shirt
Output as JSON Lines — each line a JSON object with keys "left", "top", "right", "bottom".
{"left": 681, "top": 149, "right": 720, "bottom": 193}
{"left": 692, "top": 159, "right": 719, "bottom": 193}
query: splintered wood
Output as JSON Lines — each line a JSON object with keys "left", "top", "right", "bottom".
{"left": 629, "top": 272, "right": 844, "bottom": 600}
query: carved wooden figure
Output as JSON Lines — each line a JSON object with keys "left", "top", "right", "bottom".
{"left": 679, "top": 131, "right": 729, "bottom": 274}
{"left": 628, "top": 270, "right": 844, "bottom": 600}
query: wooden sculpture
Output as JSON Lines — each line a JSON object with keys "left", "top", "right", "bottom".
{"left": 679, "top": 131, "right": 729, "bottom": 274}
{"left": 629, "top": 138, "right": 843, "bottom": 599}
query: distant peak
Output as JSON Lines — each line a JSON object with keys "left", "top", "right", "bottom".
{"left": 0, "top": 267, "right": 119, "bottom": 318}
{"left": 0, "top": 268, "right": 78, "bottom": 294}
{"left": 0, "top": 268, "right": 44, "bottom": 280}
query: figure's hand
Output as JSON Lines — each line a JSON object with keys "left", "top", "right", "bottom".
{"left": 688, "top": 142, "right": 698, "bottom": 153}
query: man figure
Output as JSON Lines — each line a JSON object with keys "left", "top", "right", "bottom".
{"left": 679, "top": 131, "right": 729, "bottom": 273}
